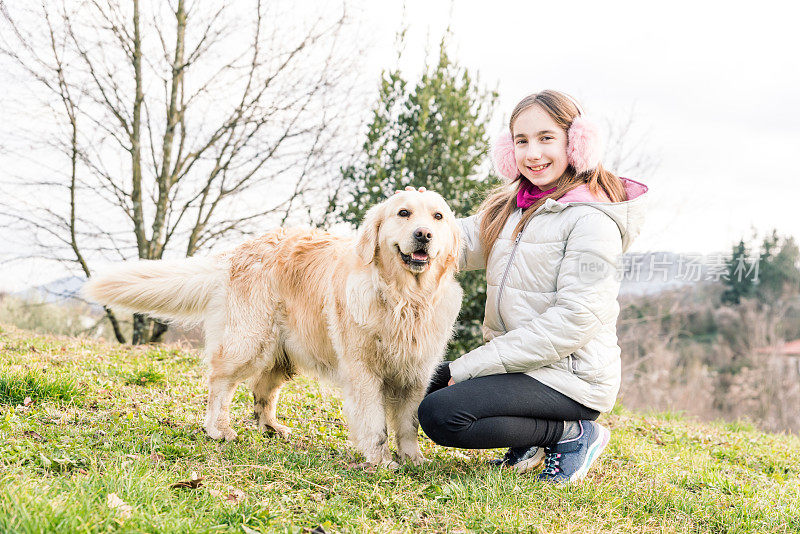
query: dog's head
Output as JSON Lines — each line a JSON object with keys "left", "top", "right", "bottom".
{"left": 356, "top": 189, "right": 460, "bottom": 277}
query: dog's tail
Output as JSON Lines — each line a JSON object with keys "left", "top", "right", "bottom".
{"left": 83, "top": 257, "right": 226, "bottom": 324}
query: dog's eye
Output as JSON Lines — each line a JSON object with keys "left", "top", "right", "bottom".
{"left": 398, "top": 209, "right": 410, "bottom": 217}
{"left": 433, "top": 212, "right": 443, "bottom": 220}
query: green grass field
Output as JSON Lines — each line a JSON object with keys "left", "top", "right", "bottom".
{"left": 1, "top": 323, "right": 799, "bottom": 533}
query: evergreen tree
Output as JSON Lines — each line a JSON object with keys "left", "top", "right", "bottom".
{"left": 756, "top": 231, "right": 800, "bottom": 305}
{"left": 721, "top": 239, "right": 757, "bottom": 305}
{"left": 722, "top": 231, "right": 800, "bottom": 306}
{"left": 336, "top": 39, "right": 498, "bottom": 358}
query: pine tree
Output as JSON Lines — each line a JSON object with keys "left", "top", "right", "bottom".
{"left": 721, "top": 232, "right": 800, "bottom": 306}
{"left": 721, "top": 239, "right": 757, "bottom": 305}
{"left": 756, "top": 231, "right": 800, "bottom": 305}
{"left": 336, "top": 39, "right": 498, "bottom": 358}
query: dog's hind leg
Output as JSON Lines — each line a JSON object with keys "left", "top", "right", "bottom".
{"left": 205, "top": 375, "right": 238, "bottom": 441}
{"left": 252, "top": 360, "right": 293, "bottom": 439}
{"left": 205, "top": 339, "right": 261, "bottom": 441}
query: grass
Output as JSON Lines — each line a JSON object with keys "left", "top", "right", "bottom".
{"left": 1, "top": 324, "right": 799, "bottom": 533}
{"left": 123, "top": 367, "right": 167, "bottom": 387}
{"left": 0, "top": 368, "right": 83, "bottom": 405}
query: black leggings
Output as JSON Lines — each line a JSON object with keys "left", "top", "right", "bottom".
{"left": 417, "top": 362, "right": 600, "bottom": 449}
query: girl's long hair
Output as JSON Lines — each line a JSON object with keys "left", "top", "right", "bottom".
{"left": 478, "top": 90, "right": 627, "bottom": 260}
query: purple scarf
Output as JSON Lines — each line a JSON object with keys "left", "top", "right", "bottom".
{"left": 516, "top": 179, "right": 557, "bottom": 209}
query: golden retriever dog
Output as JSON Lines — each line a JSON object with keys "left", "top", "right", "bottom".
{"left": 84, "top": 189, "right": 462, "bottom": 466}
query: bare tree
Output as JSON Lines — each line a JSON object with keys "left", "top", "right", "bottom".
{"left": 0, "top": 0, "right": 364, "bottom": 343}
{"left": 603, "top": 108, "right": 660, "bottom": 180}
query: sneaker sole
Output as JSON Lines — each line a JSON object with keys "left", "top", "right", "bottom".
{"left": 569, "top": 424, "right": 610, "bottom": 483}
{"left": 512, "top": 447, "right": 546, "bottom": 474}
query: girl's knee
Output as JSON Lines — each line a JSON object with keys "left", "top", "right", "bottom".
{"left": 417, "top": 395, "right": 440, "bottom": 436}
{"left": 417, "top": 394, "right": 466, "bottom": 447}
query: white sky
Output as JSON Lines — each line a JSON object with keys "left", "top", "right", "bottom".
{"left": 363, "top": 0, "right": 800, "bottom": 256}
{"left": 2, "top": 0, "right": 800, "bottom": 291}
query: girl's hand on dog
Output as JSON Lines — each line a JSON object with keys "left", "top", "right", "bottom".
{"left": 448, "top": 378, "right": 454, "bottom": 386}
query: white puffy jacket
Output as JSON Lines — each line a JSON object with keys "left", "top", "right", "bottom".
{"left": 449, "top": 178, "right": 649, "bottom": 412}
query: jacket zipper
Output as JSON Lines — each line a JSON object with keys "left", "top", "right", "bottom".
{"left": 496, "top": 231, "right": 523, "bottom": 333}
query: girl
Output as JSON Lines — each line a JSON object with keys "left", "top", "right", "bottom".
{"left": 417, "top": 90, "right": 648, "bottom": 484}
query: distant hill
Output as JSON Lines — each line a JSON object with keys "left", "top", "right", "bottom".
{"left": 15, "top": 251, "right": 729, "bottom": 302}
{"left": 13, "top": 275, "right": 86, "bottom": 303}
{"left": 618, "top": 251, "right": 725, "bottom": 296}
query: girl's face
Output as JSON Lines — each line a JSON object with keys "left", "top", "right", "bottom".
{"left": 512, "top": 105, "right": 569, "bottom": 189}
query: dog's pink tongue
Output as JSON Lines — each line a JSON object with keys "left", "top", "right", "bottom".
{"left": 411, "top": 251, "right": 428, "bottom": 261}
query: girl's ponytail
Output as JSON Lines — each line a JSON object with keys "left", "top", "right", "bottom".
{"left": 587, "top": 164, "right": 627, "bottom": 205}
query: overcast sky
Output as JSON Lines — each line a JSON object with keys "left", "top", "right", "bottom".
{"left": 363, "top": 0, "right": 800, "bottom": 256}
{"left": 2, "top": 0, "right": 799, "bottom": 291}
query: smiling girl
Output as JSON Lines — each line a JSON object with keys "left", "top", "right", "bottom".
{"left": 417, "top": 90, "right": 649, "bottom": 483}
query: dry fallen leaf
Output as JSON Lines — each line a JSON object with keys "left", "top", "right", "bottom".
{"left": 225, "top": 489, "right": 244, "bottom": 505}
{"left": 106, "top": 493, "right": 133, "bottom": 521}
{"left": 346, "top": 462, "right": 376, "bottom": 472}
{"left": 23, "top": 396, "right": 33, "bottom": 407}
{"left": 170, "top": 473, "right": 204, "bottom": 489}
{"left": 208, "top": 487, "right": 244, "bottom": 505}
{"left": 22, "top": 430, "right": 46, "bottom": 442}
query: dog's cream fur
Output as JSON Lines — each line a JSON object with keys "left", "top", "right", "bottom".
{"left": 84, "top": 190, "right": 462, "bottom": 466}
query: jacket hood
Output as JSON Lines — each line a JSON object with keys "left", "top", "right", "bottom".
{"left": 539, "top": 177, "right": 648, "bottom": 252}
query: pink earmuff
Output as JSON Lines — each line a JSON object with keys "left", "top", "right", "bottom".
{"left": 492, "top": 115, "right": 603, "bottom": 180}
{"left": 567, "top": 116, "right": 603, "bottom": 175}
{"left": 491, "top": 131, "right": 518, "bottom": 181}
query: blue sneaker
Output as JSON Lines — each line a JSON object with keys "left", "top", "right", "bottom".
{"left": 512, "top": 446, "right": 545, "bottom": 473}
{"left": 536, "top": 420, "right": 610, "bottom": 484}
{"left": 488, "top": 445, "right": 545, "bottom": 472}
{"left": 488, "top": 446, "right": 527, "bottom": 467}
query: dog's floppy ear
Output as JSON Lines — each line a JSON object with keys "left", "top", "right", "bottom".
{"left": 356, "top": 203, "right": 383, "bottom": 265}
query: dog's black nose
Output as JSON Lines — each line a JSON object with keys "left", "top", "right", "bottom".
{"left": 414, "top": 227, "right": 432, "bottom": 243}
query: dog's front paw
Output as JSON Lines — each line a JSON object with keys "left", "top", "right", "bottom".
{"left": 347, "top": 460, "right": 397, "bottom": 470}
{"left": 360, "top": 445, "right": 394, "bottom": 468}
{"left": 380, "top": 459, "right": 401, "bottom": 469}
{"left": 260, "top": 422, "right": 292, "bottom": 439}
{"left": 409, "top": 455, "right": 429, "bottom": 467}
{"left": 205, "top": 425, "right": 224, "bottom": 440}
{"left": 399, "top": 451, "right": 429, "bottom": 466}
{"left": 272, "top": 424, "right": 292, "bottom": 439}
